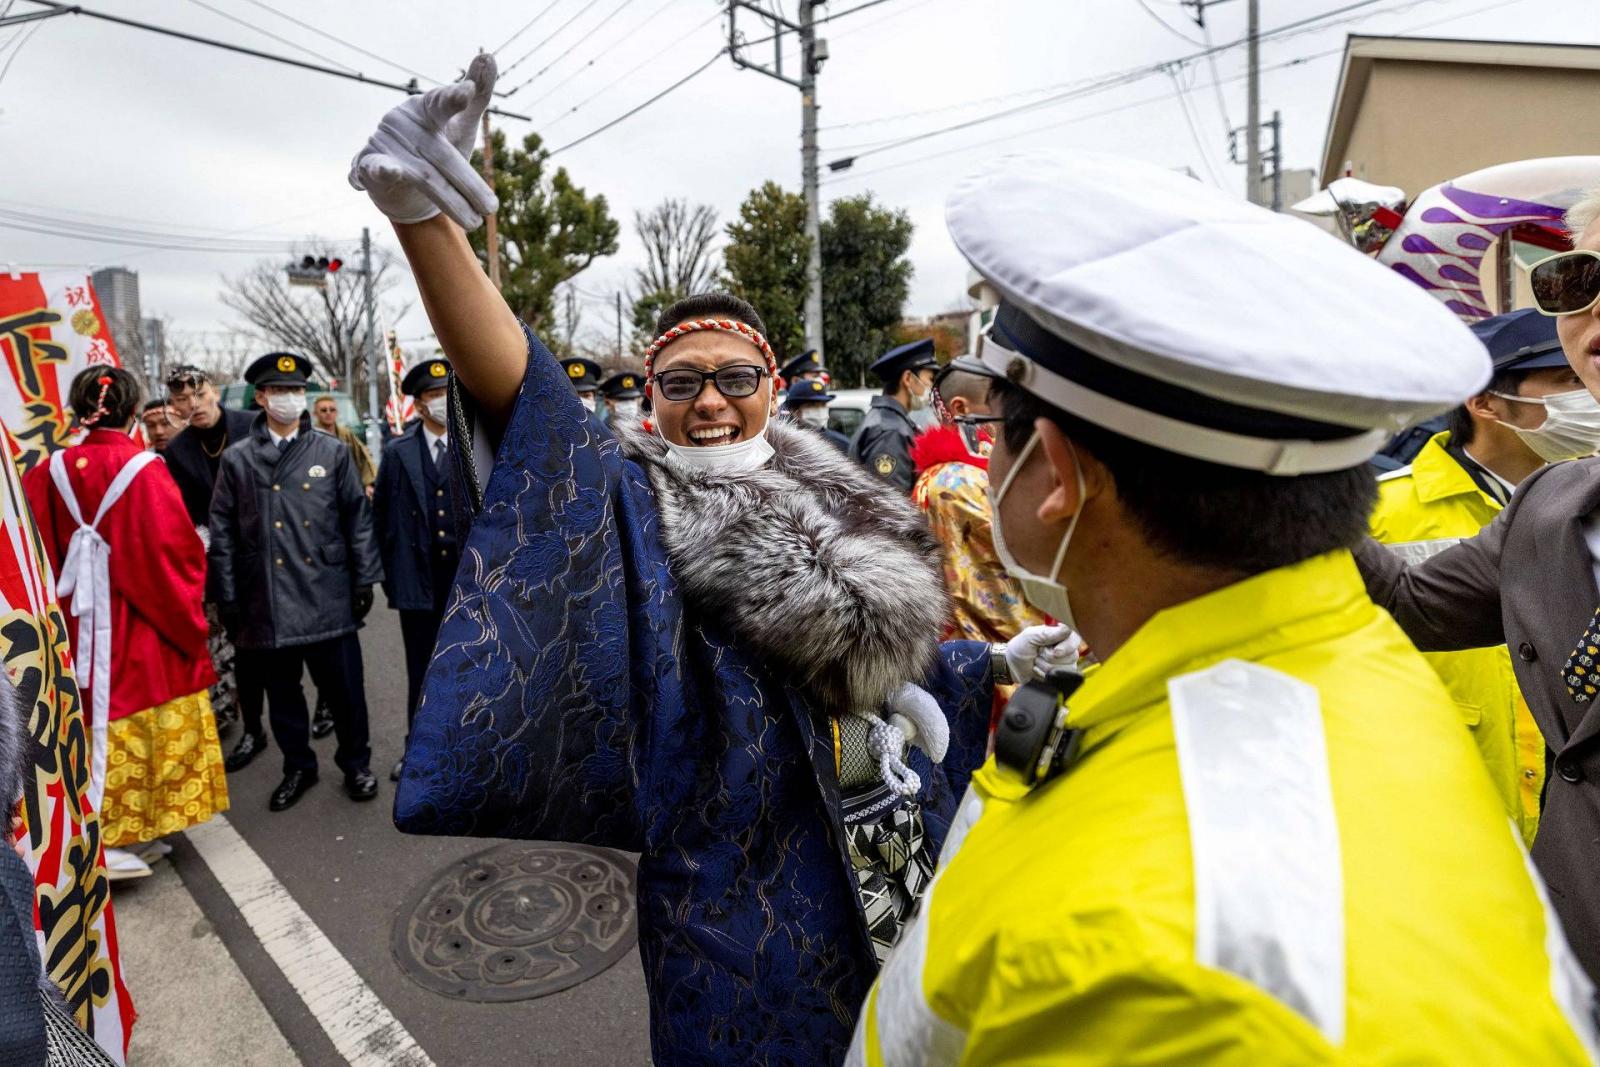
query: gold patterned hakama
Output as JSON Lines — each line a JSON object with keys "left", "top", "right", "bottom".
{"left": 100, "top": 690, "right": 229, "bottom": 847}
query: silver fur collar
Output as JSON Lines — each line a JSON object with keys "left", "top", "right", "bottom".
{"left": 613, "top": 418, "right": 947, "bottom": 714}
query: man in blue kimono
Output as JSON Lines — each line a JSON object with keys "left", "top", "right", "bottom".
{"left": 349, "top": 54, "right": 1075, "bottom": 1065}
{"left": 373, "top": 357, "right": 462, "bottom": 781}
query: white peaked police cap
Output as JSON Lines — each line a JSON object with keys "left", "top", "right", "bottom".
{"left": 947, "top": 153, "right": 1492, "bottom": 475}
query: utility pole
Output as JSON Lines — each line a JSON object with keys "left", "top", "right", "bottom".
{"left": 727, "top": 0, "right": 829, "bottom": 363}
{"left": 798, "top": 1, "right": 824, "bottom": 362}
{"left": 616, "top": 292, "right": 624, "bottom": 360}
{"left": 480, "top": 108, "right": 502, "bottom": 290}
{"left": 361, "top": 226, "right": 380, "bottom": 454}
{"left": 1244, "top": 0, "right": 1261, "bottom": 204}
{"left": 1268, "top": 109, "right": 1283, "bottom": 212}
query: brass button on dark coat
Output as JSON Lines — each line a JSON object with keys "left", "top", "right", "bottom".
{"left": 1517, "top": 642, "right": 1536, "bottom": 662}
{"left": 1558, "top": 761, "right": 1583, "bottom": 784}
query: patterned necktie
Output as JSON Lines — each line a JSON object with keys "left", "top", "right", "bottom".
{"left": 1562, "top": 610, "right": 1600, "bottom": 703}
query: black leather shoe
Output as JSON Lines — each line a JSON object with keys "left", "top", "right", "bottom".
{"left": 269, "top": 769, "right": 318, "bottom": 811}
{"left": 224, "top": 732, "right": 268, "bottom": 772}
{"left": 310, "top": 700, "right": 335, "bottom": 739}
{"left": 389, "top": 757, "right": 404, "bottom": 782}
{"left": 345, "top": 769, "right": 378, "bottom": 801}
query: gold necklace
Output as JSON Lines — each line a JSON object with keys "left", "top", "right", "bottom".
{"left": 200, "top": 433, "right": 226, "bottom": 458}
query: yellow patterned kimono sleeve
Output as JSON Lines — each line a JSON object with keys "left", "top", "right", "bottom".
{"left": 915, "top": 461, "right": 1048, "bottom": 644}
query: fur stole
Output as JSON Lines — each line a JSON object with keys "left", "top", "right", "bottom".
{"left": 613, "top": 417, "right": 949, "bottom": 714}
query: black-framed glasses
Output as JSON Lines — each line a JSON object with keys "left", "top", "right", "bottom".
{"left": 654, "top": 364, "right": 767, "bottom": 403}
{"left": 952, "top": 413, "right": 1004, "bottom": 455}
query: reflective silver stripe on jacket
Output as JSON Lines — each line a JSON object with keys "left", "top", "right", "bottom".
{"left": 1384, "top": 538, "right": 1462, "bottom": 566}
{"left": 1170, "top": 659, "right": 1347, "bottom": 1043}
{"left": 1514, "top": 829, "right": 1600, "bottom": 1061}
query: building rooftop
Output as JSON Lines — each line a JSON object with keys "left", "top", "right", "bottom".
{"left": 1320, "top": 35, "right": 1600, "bottom": 184}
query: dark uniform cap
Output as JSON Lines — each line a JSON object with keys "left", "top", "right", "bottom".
{"left": 868, "top": 338, "right": 938, "bottom": 385}
{"left": 779, "top": 348, "right": 827, "bottom": 380}
{"left": 1469, "top": 308, "right": 1569, "bottom": 373}
{"left": 782, "top": 377, "right": 837, "bottom": 409}
{"left": 599, "top": 371, "right": 644, "bottom": 400}
{"left": 401, "top": 358, "right": 452, "bottom": 396}
{"left": 561, "top": 357, "right": 603, "bottom": 393}
{"left": 245, "top": 351, "right": 315, "bottom": 388}
{"left": 934, "top": 354, "right": 1000, "bottom": 389}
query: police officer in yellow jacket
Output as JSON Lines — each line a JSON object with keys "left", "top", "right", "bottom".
{"left": 1370, "top": 308, "right": 1582, "bottom": 844}
{"left": 848, "top": 154, "right": 1599, "bottom": 1065}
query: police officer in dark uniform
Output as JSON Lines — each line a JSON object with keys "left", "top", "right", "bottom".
{"left": 848, "top": 338, "right": 938, "bottom": 491}
{"left": 779, "top": 348, "right": 827, "bottom": 386}
{"left": 782, "top": 378, "right": 850, "bottom": 451}
{"left": 374, "top": 358, "right": 464, "bottom": 781}
{"left": 562, "top": 357, "right": 603, "bottom": 415}
{"left": 599, "top": 371, "right": 644, "bottom": 425}
{"left": 208, "top": 352, "right": 384, "bottom": 812}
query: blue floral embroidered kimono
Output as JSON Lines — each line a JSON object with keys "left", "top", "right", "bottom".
{"left": 395, "top": 328, "right": 994, "bottom": 1066}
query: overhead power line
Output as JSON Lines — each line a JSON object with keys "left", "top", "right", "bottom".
{"left": 493, "top": 0, "right": 567, "bottom": 55}
{"left": 521, "top": 0, "right": 681, "bottom": 109}
{"left": 14, "top": 1, "right": 531, "bottom": 120}
{"left": 502, "top": 0, "right": 644, "bottom": 97}
{"left": 824, "top": 0, "right": 1397, "bottom": 168}
{"left": 1134, "top": 0, "right": 1207, "bottom": 44}
{"left": 235, "top": 0, "right": 444, "bottom": 85}
{"left": 500, "top": 0, "right": 596, "bottom": 78}
{"left": 181, "top": 0, "right": 358, "bottom": 73}
{"left": 538, "top": 7, "right": 724, "bottom": 127}
{"left": 548, "top": 48, "right": 725, "bottom": 156}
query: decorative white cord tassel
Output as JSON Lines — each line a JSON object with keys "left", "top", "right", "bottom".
{"left": 867, "top": 718, "right": 921, "bottom": 797}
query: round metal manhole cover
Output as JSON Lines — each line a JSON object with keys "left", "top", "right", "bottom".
{"left": 392, "top": 842, "right": 638, "bottom": 1002}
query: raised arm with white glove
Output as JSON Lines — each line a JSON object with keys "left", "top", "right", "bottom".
{"left": 348, "top": 52, "right": 526, "bottom": 431}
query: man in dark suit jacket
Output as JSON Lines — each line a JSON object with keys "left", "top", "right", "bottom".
{"left": 373, "top": 358, "right": 462, "bottom": 781}
{"left": 163, "top": 366, "right": 257, "bottom": 528}
{"left": 1355, "top": 184, "right": 1600, "bottom": 981}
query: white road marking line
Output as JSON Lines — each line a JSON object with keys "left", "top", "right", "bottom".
{"left": 185, "top": 814, "right": 434, "bottom": 1067}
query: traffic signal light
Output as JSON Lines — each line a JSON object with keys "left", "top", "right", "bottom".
{"left": 287, "top": 254, "right": 344, "bottom": 288}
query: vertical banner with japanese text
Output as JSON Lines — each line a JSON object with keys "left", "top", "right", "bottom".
{"left": 384, "top": 330, "right": 414, "bottom": 433}
{"left": 0, "top": 421, "right": 134, "bottom": 1062}
{"left": 0, "top": 271, "right": 121, "bottom": 473}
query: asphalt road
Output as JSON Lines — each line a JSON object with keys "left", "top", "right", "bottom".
{"left": 171, "top": 603, "right": 653, "bottom": 1067}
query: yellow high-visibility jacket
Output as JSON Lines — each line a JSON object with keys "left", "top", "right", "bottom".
{"left": 1369, "top": 432, "right": 1545, "bottom": 844}
{"left": 849, "top": 551, "right": 1598, "bottom": 1066}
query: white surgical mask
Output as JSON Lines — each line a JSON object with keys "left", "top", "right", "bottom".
{"left": 989, "top": 431, "right": 1084, "bottom": 629}
{"left": 580, "top": 393, "right": 598, "bottom": 413}
{"left": 796, "top": 407, "right": 830, "bottom": 429}
{"left": 422, "top": 396, "right": 449, "bottom": 425}
{"left": 1490, "top": 387, "right": 1600, "bottom": 463}
{"left": 613, "top": 399, "right": 641, "bottom": 421}
{"left": 655, "top": 414, "right": 775, "bottom": 474}
{"left": 906, "top": 376, "right": 932, "bottom": 412}
{"left": 263, "top": 391, "right": 306, "bottom": 424}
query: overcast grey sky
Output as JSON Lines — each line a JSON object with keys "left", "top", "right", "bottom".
{"left": 0, "top": 0, "right": 1592, "bottom": 360}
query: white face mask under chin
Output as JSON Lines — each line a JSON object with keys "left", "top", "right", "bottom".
{"left": 1490, "top": 387, "right": 1600, "bottom": 463}
{"left": 656, "top": 412, "right": 775, "bottom": 473}
{"left": 989, "top": 431, "right": 1084, "bottom": 629}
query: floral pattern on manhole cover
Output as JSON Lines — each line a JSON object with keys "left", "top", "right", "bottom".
{"left": 392, "top": 842, "right": 638, "bottom": 1002}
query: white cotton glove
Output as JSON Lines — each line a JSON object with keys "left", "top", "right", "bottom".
{"left": 348, "top": 52, "right": 499, "bottom": 230}
{"left": 1004, "top": 624, "right": 1081, "bottom": 684}
{"left": 885, "top": 682, "right": 949, "bottom": 763}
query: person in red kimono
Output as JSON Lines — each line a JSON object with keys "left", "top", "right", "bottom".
{"left": 22, "top": 367, "right": 228, "bottom": 880}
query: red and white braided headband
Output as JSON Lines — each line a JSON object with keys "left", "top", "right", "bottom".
{"left": 641, "top": 319, "right": 777, "bottom": 395}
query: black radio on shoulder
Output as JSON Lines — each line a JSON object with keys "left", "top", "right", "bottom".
{"left": 992, "top": 670, "right": 1086, "bottom": 790}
